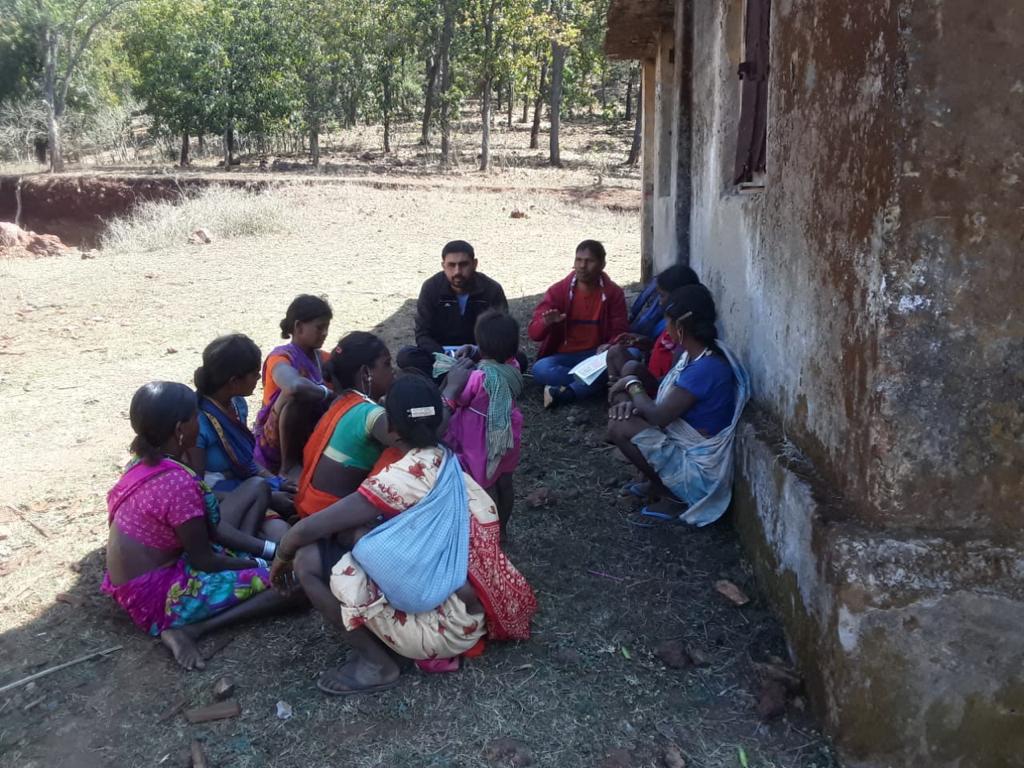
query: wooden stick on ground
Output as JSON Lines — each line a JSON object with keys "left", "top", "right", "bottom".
{"left": 5, "top": 505, "right": 51, "bottom": 539}
{"left": 0, "top": 645, "right": 123, "bottom": 694}
{"left": 184, "top": 699, "right": 241, "bottom": 724}
{"left": 190, "top": 740, "right": 209, "bottom": 768}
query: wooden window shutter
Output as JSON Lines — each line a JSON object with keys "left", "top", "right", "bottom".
{"left": 734, "top": 0, "right": 771, "bottom": 185}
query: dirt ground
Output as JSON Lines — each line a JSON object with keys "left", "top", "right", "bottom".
{"left": 0, "top": 124, "right": 835, "bottom": 768}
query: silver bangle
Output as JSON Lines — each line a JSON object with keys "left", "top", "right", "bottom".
{"left": 262, "top": 539, "right": 277, "bottom": 559}
{"left": 319, "top": 384, "right": 330, "bottom": 399}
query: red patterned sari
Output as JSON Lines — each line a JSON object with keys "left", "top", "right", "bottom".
{"left": 328, "top": 446, "right": 536, "bottom": 658}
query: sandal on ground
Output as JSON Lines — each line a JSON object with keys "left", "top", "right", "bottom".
{"left": 316, "top": 668, "right": 401, "bottom": 697}
{"left": 627, "top": 503, "right": 687, "bottom": 528}
{"left": 619, "top": 481, "right": 650, "bottom": 499}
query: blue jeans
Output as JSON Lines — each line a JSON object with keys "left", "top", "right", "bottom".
{"left": 531, "top": 350, "right": 606, "bottom": 399}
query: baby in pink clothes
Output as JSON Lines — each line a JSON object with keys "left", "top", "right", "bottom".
{"left": 441, "top": 311, "right": 524, "bottom": 540}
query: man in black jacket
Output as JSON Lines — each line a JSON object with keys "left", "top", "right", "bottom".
{"left": 397, "top": 240, "right": 510, "bottom": 375}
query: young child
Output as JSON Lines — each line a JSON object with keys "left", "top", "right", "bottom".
{"left": 435, "top": 311, "right": 524, "bottom": 540}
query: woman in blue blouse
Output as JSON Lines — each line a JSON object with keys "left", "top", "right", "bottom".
{"left": 607, "top": 284, "right": 750, "bottom": 526}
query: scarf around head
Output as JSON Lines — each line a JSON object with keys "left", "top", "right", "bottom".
{"left": 433, "top": 354, "right": 524, "bottom": 480}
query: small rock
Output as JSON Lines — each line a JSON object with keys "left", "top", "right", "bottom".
{"left": 663, "top": 745, "right": 686, "bottom": 768}
{"left": 526, "top": 487, "right": 553, "bottom": 508}
{"left": 757, "top": 679, "right": 788, "bottom": 721}
{"left": 275, "top": 700, "right": 293, "bottom": 720}
{"left": 212, "top": 675, "right": 235, "bottom": 701}
{"left": 483, "top": 737, "right": 534, "bottom": 767}
{"left": 510, "top": 209, "right": 528, "bottom": 219}
{"left": 714, "top": 579, "right": 750, "bottom": 606}
{"left": 166, "top": 348, "right": 178, "bottom": 355}
{"left": 25, "top": 682, "right": 36, "bottom": 694}
{"left": 187, "top": 228, "right": 212, "bottom": 245}
{"left": 655, "top": 640, "right": 692, "bottom": 670}
{"left": 80, "top": 250, "right": 96, "bottom": 260}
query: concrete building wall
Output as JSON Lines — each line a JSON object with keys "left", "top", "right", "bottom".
{"left": 610, "top": 0, "right": 1024, "bottom": 763}
{"left": 685, "top": 0, "right": 1024, "bottom": 763}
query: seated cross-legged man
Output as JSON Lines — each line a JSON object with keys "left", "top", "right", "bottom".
{"left": 396, "top": 240, "right": 518, "bottom": 376}
{"left": 528, "top": 239, "right": 628, "bottom": 408}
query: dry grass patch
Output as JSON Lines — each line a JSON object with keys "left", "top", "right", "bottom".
{"left": 101, "top": 186, "right": 292, "bottom": 252}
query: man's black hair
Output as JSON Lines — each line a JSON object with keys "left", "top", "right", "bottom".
{"left": 575, "top": 239, "right": 606, "bottom": 262}
{"left": 441, "top": 240, "right": 475, "bottom": 261}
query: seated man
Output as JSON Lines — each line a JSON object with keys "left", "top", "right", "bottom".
{"left": 528, "top": 239, "right": 628, "bottom": 407}
{"left": 397, "top": 240, "right": 510, "bottom": 376}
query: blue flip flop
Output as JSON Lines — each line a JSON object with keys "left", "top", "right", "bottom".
{"left": 620, "top": 481, "right": 649, "bottom": 499}
{"left": 627, "top": 506, "right": 679, "bottom": 528}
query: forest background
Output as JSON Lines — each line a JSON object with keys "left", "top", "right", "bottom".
{"left": 0, "top": 0, "right": 643, "bottom": 172}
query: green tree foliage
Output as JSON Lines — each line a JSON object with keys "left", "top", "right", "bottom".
{"left": 3, "top": 0, "right": 135, "bottom": 169}
{"left": 2, "top": 0, "right": 636, "bottom": 169}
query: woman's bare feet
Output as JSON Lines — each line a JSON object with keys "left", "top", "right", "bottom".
{"left": 160, "top": 627, "right": 205, "bottom": 670}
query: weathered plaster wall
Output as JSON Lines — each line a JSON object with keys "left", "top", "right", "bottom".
{"left": 874, "top": 1, "right": 1024, "bottom": 535}
{"left": 689, "top": 0, "right": 902, "bottom": 526}
{"left": 680, "top": 0, "right": 1024, "bottom": 762}
{"left": 689, "top": 0, "right": 1022, "bottom": 536}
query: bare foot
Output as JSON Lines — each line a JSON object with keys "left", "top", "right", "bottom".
{"left": 160, "top": 627, "right": 205, "bottom": 670}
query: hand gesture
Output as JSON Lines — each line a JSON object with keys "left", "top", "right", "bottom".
{"left": 541, "top": 309, "right": 566, "bottom": 328}
{"left": 608, "top": 377, "right": 631, "bottom": 401}
{"left": 270, "top": 555, "right": 297, "bottom": 595}
{"left": 608, "top": 400, "right": 638, "bottom": 421}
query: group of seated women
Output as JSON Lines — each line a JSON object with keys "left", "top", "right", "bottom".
{"left": 101, "top": 264, "right": 748, "bottom": 693}
{"left": 102, "top": 294, "right": 536, "bottom": 693}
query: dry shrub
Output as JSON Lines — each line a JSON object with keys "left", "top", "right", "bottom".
{"left": 101, "top": 186, "right": 291, "bottom": 252}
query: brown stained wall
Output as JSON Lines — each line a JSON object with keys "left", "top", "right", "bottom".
{"left": 689, "top": 0, "right": 902, "bottom": 526}
{"left": 690, "top": 0, "right": 1023, "bottom": 534}
{"left": 876, "top": 2, "right": 1024, "bottom": 535}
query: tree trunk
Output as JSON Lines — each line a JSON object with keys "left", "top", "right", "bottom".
{"left": 422, "top": 54, "right": 440, "bottom": 146}
{"left": 198, "top": 133, "right": 206, "bottom": 156}
{"left": 507, "top": 82, "right": 514, "bottom": 128}
{"left": 42, "top": 29, "right": 64, "bottom": 172}
{"left": 222, "top": 124, "right": 231, "bottom": 167}
{"left": 626, "top": 80, "right": 642, "bottom": 166}
{"left": 625, "top": 65, "right": 637, "bottom": 121}
{"left": 180, "top": 129, "right": 190, "bottom": 167}
{"left": 530, "top": 61, "right": 547, "bottom": 150}
{"left": 521, "top": 95, "right": 530, "bottom": 123}
{"left": 383, "top": 71, "right": 393, "bottom": 154}
{"left": 479, "top": 0, "right": 495, "bottom": 171}
{"left": 480, "top": 80, "right": 492, "bottom": 170}
{"left": 310, "top": 117, "right": 320, "bottom": 166}
{"left": 438, "top": 0, "right": 456, "bottom": 168}
{"left": 549, "top": 41, "right": 565, "bottom": 166}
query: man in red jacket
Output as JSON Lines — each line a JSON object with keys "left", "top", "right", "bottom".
{"left": 528, "top": 240, "right": 629, "bottom": 407}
